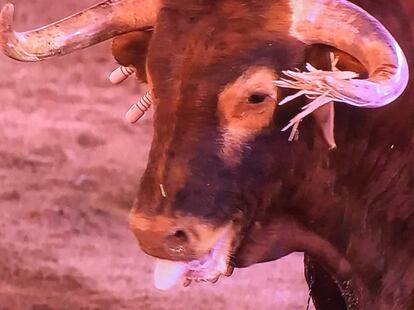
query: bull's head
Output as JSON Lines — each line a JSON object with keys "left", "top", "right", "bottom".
{"left": 1, "top": 0, "right": 408, "bottom": 289}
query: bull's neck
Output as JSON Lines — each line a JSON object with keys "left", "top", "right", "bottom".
{"left": 252, "top": 133, "right": 369, "bottom": 306}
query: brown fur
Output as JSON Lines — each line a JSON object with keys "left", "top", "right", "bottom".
{"left": 217, "top": 66, "right": 277, "bottom": 165}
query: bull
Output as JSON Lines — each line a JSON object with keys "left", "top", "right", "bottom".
{"left": 1, "top": 0, "right": 413, "bottom": 309}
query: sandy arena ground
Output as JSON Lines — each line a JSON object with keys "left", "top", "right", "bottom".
{"left": 0, "top": 1, "right": 310, "bottom": 309}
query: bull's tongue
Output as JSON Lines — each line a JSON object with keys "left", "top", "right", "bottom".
{"left": 154, "top": 259, "right": 189, "bottom": 290}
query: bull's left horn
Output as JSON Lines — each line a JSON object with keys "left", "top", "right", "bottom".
{"left": 0, "top": 0, "right": 160, "bottom": 62}
{"left": 288, "top": 0, "right": 409, "bottom": 108}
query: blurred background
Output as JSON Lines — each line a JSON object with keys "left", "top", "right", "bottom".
{"left": 0, "top": 1, "right": 309, "bottom": 309}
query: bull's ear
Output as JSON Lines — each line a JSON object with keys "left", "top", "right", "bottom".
{"left": 305, "top": 45, "right": 336, "bottom": 149}
{"left": 112, "top": 31, "right": 153, "bottom": 83}
{"left": 313, "top": 101, "right": 336, "bottom": 150}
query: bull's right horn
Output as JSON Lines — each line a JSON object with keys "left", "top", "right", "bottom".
{"left": 286, "top": 0, "right": 409, "bottom": 108}
{"left": 0, "top": 0, "right": 160, "bottom": 62}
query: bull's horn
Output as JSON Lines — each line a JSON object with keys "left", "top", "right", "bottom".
{"left": 0, "top": 0, "right": 159, "bottom": 62}
{"left": 288, "top": 0, "right": 409, "bottom": 108}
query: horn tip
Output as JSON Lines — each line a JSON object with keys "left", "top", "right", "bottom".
{"left": 0, "top": 3, "right": 16, "bottom": 59}
{"left": 0, "top": 3, "right": 15, "bottom": 28}
{"left": 0, "top": 3, "right": 15, "bottom": 43}
{"left": 0, "top": 3, "right": 38, "bottom": 62}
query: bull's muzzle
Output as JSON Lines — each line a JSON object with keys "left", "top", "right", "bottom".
{"left": 134, "top": 228, "right": 193, "bottom": 260}
{"left": 129, "top": 212, "right": 233, "bottom": 261}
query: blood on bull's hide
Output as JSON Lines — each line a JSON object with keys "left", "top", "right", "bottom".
{"left": 0, "top": 0, "right": 413, "bottom": 309}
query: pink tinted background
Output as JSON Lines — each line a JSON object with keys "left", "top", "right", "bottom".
{"left": 0, "top": 1, "right": 309, "bottom": 309}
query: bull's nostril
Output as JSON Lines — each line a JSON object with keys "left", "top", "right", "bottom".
{"left": 172, "top": 229, "right": 188, "bottom": 243}
{"left": 164, "top": 229, "right": 190, "bottom": 255}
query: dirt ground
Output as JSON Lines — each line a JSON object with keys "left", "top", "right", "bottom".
{"left": 0, "top": 1, "right": 310, "bottom": 309}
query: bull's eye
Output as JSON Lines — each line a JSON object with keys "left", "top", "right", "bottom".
{"left": 248, "top": 93, "right": 267, "bottom": 104}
